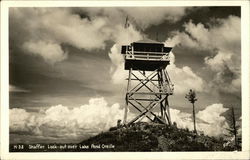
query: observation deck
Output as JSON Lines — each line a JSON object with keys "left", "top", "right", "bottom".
{"left": 121, "top": 39, "right": 172, "bottom": 71}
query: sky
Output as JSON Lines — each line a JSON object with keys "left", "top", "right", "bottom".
{"left": 9, "top": 7, "right": 241, "bottom": 144}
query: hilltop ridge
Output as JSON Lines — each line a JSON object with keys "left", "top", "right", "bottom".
{"left": 78, "top": 122, "right": 237, "bottom": 151}
{"left": 9, "top": 122, "right": 239, "bottom": 152}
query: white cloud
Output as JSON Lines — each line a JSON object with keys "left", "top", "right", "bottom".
{"left": 108, "top": 25, "right": 142, "bottom": 84}
{"left": 121, "top": 7, "right": 187, "bottom": 29}
{"left": 10, "top": 108, "right": 33, "bottom": 133}
{"left": 170, "top": 108, "right": 193, "bottom": 129}
{"left": 10, "top": 7, "right": 186, "bottom": 65}
{"left": 167, "top": 52, "right": 204, "bottom": 94}
{"left": 165, "top": 16, "right": 241, "bottom": 94}
{"left": 10, "top": 8, "right": 114, "bottom": 64}
{"left": 14, "top": 8, "right": 113, "bottom": 49}
{"left": 183, "top": 16, "right": 240, "bottom": 53}
{"left": 10, "top": 97, "right": 134, "bottom": 139}
{"left": 196, "top": 104, "right": 228, "bottom": 123}
{"left": 184, "top": 21, "right": 210, "bottom": 48}
{"left": 205, "top": 50, "right": 240, "bottom": 94}
{"left": 110, "top": 62, "right": 127, "bottom": 85}
{"left": 10, "top": 7, "right": 195, "bottom": 88}
{"left": 23, "top": 41, "right": 67, "bottom": 64}
{"left": 83, "top": 7, "right": 187, "bottom": 30}
{"left": 171, "top": 103, "right": 230, "bottom": 137}
{"left": 7, "top": 8, "right": 114, "bottom": 64}
{"left": 166, "top": 16, "right": 240, "bottom": 53}
{"left": 10, "top": 97, "right": 232, "bottom": 140}
{"left": 112, "top": 25, "right": 143, "bottom": 45}
{"left": 164, "top": 34, "right": 205, "bottom": 95}
{"left": 196, "top": 104, "right": 229, "bottom": 136}
{"left": 204, "top": 51, "right": 232, "bottom": 72}
{"left": 165, "top": 31, "right": 200, "bottom": 49}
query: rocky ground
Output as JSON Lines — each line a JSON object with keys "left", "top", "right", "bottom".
{"left": 10, "top": 122, "right": 239, "bottom": 152}
{"left": 78, "top": 122, "right": 239, "bottom": 151}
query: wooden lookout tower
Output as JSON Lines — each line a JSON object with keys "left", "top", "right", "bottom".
{"left": 121, "top": 39, "right": 174, "bottom": 126}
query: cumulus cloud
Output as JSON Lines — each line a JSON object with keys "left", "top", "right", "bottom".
{"left": 171, "top": 103, "right": 230, "bottom": 137}
{"left": 177, "top": 16, "right": 241, "bottom": 52}
{"left": 9, "top": 7, "right": 193, "bottom": 87}
{"left": 108, "top": 25, "right": 142, "bottom": 84}
{"left": 82, "top": 7, "right": 187, "bottom": 30}
{"left": 196, "top": 104, "right": 229, "bottom": 136}
{"left": 165, "top": 31, "right": 200, "bottom": 49}
{"left": 10, "top": 99, "right": 233, "bottom": 141}
{"left": 10, "top": 7, "right": 187, "bottom": 65}
{"left": 205, "top": 51, "right": 232, "bottom": 72}
{"left": 10, "top": 97, "right": 135, "bottom": 140}
{"left": 10, "top": 108, "right": 33, "bottom": 134}
{"left": 207, "top": 60, "right": 240, "bottom": 93}
{"left": 166, "top": 16, "right": 240, "bottom": 52}
{"left": 23, "top": 41, "right": 67, "bottom": 64}
{"left": 165, "top": 15, "right": 241, "bottom": 94}
{"left": 166, "top": 52, "right": 204, "bottom": 94}
{"left": 10, "top": 8, "right": 114, "bottom": 64}
{"left": 117, "top": 7, "right": 187, "bottom": 29}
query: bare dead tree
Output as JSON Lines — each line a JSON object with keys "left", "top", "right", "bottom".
{"left": 185, "top": 89, "right": 198, "bottom": 133}
{"left": 226, "top": 107, "right": 240, "bottom": 149}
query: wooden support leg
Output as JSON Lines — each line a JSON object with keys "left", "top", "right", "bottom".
{"left": 158, "top": 70, "right": 165, "bottom": 119}
{"left": 124, "top": 68, "right": 173, "bottom": 126}
{"left": 123, "top": 68, "right": 132, "bottom": 125}
{"left": 164, "top": 96, "right": 172, "bottom": 125}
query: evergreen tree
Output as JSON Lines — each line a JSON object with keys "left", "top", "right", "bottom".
{"left": 185, "top": 89, "right": 198, "bottom": 133}
{"left": 226, "top": 107, "right": 240, "bottom": 149}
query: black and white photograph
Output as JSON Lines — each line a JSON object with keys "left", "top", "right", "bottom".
{"left": 1, "top": 0, "right": 250, "bottom": 159}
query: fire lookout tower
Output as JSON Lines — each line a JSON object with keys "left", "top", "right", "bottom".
{"left": 121, "top": 39, "right": 174, "bottom": 126}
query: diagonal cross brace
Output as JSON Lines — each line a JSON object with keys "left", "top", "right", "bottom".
{"left": 129, "top": 96, "right": 166, "bottom": 124}
{"left": 127, "top": 95, "right": 167, "bottom": 125}
{"left": 128, "top": 101, "right": 153, "bottom": 121}
{"left": 138, "top": 70, "right": 161, "bottom": 90}
{"left": 131, "top": 72, "right": 153, "bottom": 92}
{"left": 130, "top": 72, "right": 161, "bottom": 99}
{"left": 128, "top": 69, "right": 158, "bottom": 94}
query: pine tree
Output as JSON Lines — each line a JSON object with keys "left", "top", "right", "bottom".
{"left": 226, "top": 107, "right": 240, "bottom": 149}
{"left": 185, "top": 89, "right": 198, "bottom": 133}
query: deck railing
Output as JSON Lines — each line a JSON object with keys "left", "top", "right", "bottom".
{"left": 125, "top": 50, "right": 170, "bottom": 61}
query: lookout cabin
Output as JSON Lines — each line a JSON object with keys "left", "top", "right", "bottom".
{"left": 121, "top": 39, "right": 172, "bottom": 71}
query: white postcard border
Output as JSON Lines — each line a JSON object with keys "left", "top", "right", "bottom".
{"left": 1, "top": 1, "right": 249, "bottom": 160}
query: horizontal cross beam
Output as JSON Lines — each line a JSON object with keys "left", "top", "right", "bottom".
{"left": 128, "top": 70, "right": 158, "bottom": 93}
{"left": 128, "top": 98, "right": 160, "bottom": 101}
{"left": 126, "top": 78, "right": 159, "bottom": 81}
{"left": 128, "top": 96, "right": 166, "bottom": 124}
{"left": 127, "top": 95, "right": 167, "bottom": 125}
{"left": 128, "top": 92, "right": 168, "bottom": 95}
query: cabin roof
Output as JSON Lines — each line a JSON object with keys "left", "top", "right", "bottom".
{"left": 133, "top": 39, "right": 163, "bottom": 45}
